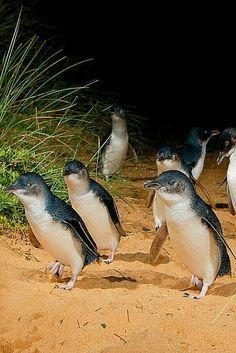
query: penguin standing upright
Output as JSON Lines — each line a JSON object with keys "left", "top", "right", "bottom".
{"left": 144, "top": 170, "right": 234, "bottom": 299}
{"left": 145, "top": 144, "right": 214, "bottom": 265}
{"left": 179, "top": 127, "right": 220, "bottom": 179}
{"left": 147, "top": 145, "right": 191, "bottom": 229}
{"left": 4, "top": 172, "right": 99, "bottom": 290}
{"left": 63, "top": 160, "right": 126, "bottom": 263}
{"left": 100, "top": 105, "right": 137, "bottom": 180}
{"left": 217, "top": 127, "right": 236, "bottom": 215}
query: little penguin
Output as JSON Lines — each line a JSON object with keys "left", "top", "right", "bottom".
{"left": 179, "top": 127, "right": 220, "bottom": 179}
{"left": 4, "top": 172, "right": 99, "bottom": 290}
{"left": 217, "top": 127, "right": 236, "bottom": 215}
{"left": 63, "top": 160, "right": 126, "bottom": 263}
{"left": 145, "top": 145, "right": 214, "bottom": 265}
{"left": 146, "top": 145, "right": 191, "bottom": 228}
{"left": 144, "top": 170, "right": 234, "bottom": 299}
{"left": 99, "top": 105, "right": 138, "bottom": 180}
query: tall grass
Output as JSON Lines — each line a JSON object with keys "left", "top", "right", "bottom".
{"left": 0, "top": 8, "right": 147, "bottom": 231}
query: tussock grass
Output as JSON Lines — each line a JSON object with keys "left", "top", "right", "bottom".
{"left": 0, "top": 7, "right": 147, "bottom": 231}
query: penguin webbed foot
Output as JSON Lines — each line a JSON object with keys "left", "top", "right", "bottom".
{"left": 183, "top": 282, "right": 209, "bottom": 300}
{"left": 102, "top": 251, "right": 115, "bottom": 264}
{"left": 46, "top": 260, "right": 65, "bottom": 278}
{"left": 55, "top": 275, "right": 77, "bottom": 290}
{"left": 183, "top": 292, "right": 200, "bottom": 300}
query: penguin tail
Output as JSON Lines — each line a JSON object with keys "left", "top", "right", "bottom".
{"left": 84, "top": 248, "right": 101, "bottom": 266}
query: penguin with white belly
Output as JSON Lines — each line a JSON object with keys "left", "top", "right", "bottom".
{"left": 63, "top": 160, "right": 126, "bottom": 263}
{"left": 99, "top": 105, "right": 138, "bottom": 180}
{"left": 144, "top": 170, "right": 235, "bottom": 299}
{"left": 4, "top": 172, "right": 99, "bottom": 290}
{"left": 145, "top": 145, "right": 215, "bottom": 265}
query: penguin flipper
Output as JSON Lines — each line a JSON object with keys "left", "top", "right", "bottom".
{"left": 62, "top": 219, "right": 99, "bottom": 258}
{"left": 146, "top": 189, "right": 155, "bottom": 208}
{"left": 202, "top": 215, "right": 236, "bottom": 259}
{"left": 91, "top": 179, "right": 127, "bottom": 236}
{"left": 202, "top": 216, "right": 233, "bottom": 277}
{"left": 149, "top": 223, "right": 168, "bottom": 265}
{"left": 191, "top": 174, "right": 216, "bottom": 209}
{"left": 128, "top": 143, "right": 138, "bottom": 166}
{"left": 97, "top": 133, "right": 111, "bottom": 171}
{"left": 179, "top": 144, "right": 201, "bottom": 167}
{"left": 227, "top": 184, "right": 236, "bottom": 216}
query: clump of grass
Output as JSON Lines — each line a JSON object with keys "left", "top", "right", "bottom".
{"left": 0, "top": 8, "right": 148, "bottom": 233}
{"left": 0, "top": 147, "right": 68, "bottom": 228}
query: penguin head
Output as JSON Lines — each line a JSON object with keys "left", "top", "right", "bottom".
{"left": 156, "top": 145, "right": 179, "bottom": 161}
{"left": 144, "top": 170, "right": 193, "bottom": 205}
{"left": 4, "top": 172, "right": 50, "bottom": 205}
{"left": 188, "top": 127, "right": 220, "bottom": 144}
{"left": 217, "top": 127, "right": 236, "bottom": 164}
{"left": 110, "top": 105, "right": 126, "bottom": 120}
{"left": 156, "top": 145, "right": 181, "bottom": 173}
{"left": 63, "top": 160, "right": 90, "bottom": 192}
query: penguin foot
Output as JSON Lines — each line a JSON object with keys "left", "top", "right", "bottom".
{"left": 103, "top": 252, "right": 115, "bottom": 264}
{"left": 55, "top": 275, "right": 76, "bottom": 290}
{"left": 46, "top": 260, "right": 65, "bottom": 278}
{"left": 190, "top": 275, "right": 203, "bottom": 289}
{"left": 55, "top": 282, "right": 74, "bottom": 290}
{"left": 182, "top": 292, "right": 200, "bottom": 300}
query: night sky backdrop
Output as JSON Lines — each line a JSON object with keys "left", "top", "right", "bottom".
{"left": 12, "top": 1, "right": 236, "bottom": 139}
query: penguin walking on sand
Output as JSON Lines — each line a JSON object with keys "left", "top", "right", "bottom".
{"left": 99, "top": 105, "right": 138, "bottom": 180}
{"left": 179, "top": 127, "right": 220, "bottom": 179}
{"left": 146, "top": 145, "right": 191, "bottom": 228}
{"left": 145, "top": 145, "right": 215, "bottom": 265}
{"left": 217, "top": 127, "right": 236, "bottom": 215}
{"left": 144, "top": 170, "right": 235, "bottom": 299}
{"left": 4, "top": 172, "right": 99, "bottom": 290}
{"left": 63, "top": 160, "right": 126, "bottom": 263}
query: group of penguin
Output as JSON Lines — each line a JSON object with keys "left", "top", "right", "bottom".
{"left": 3, "top": 105, "right": 236, "bottom": 299}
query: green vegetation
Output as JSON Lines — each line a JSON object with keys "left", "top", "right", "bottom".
{"left": 0, "top": 6, "right": 147, "bottom": 231}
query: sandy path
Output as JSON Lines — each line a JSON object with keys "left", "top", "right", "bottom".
{"left": 1, "top": 151, "right": 236, "bottom": 353}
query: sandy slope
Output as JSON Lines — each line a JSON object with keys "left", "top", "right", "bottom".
{"left": 1, "top": 151, "right": 236, "bottom": 353}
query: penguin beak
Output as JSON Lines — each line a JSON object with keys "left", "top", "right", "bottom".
{"left": 144, "top": 179, "right": 161, "bottom": 190}
{"left": 211, "top": 129, "right": 220, "bottom": 136}
{"left": 217, "top": 152, "right": 225, "bottom": 165}
{"left": 63, "top": 168, "right": 71, "bottom": 176}
{"left": 3, "top": 184, "right": 18, "bottom": 193}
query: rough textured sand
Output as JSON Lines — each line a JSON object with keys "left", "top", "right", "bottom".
{"left": 1, "top": 151, "right": 236, "bottom": 353}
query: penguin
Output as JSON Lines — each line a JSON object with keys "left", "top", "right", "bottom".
{"left": 217, "top": 127, "right": 236, "bottom": 215}
{"left": 146, "top": 145, "right": 191, "bottom": 228}
{"left": 144, "top": 170, "right": 235, "bottom": 299}
{"left": 99, "top": 105, "right": 138, "bottom": 180}
{"left": 4, "top": 172, "right": 99, "bottom": 290}
{"left": 179, "top": 127, "right": 220, "bottom": 179}
{"left": 145, "top": 145, "right": 215, "bottom": 265}
{"left": 63, "top": 160, "right": 126, "bottom": 263}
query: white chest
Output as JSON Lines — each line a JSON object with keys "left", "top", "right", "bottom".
{"left": 163, "top": 201, "right": 220, "bottom": 281}
{"left": 227, "top": 152, "right": 236, "bottom": 209}
{"left": 192, "top": 145, "right": 206, "bottom": 179}
{"left": 25, "top": 204, "right": 84, "bottom": 267}
{"left": 102, "top": 134, "right": 129, "bottom": 174}
{"left": 69, "top": 191, "right": 119, "bottom": 250}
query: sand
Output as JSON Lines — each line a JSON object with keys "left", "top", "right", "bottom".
{"left": 1, "top": 151, "right": 236, "bottom": 353}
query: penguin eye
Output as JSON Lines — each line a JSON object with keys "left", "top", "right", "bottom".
{"left": 26, "top": 182, "right": 32, "bottom": 188}
{"left": 169, "top": 180, "right": 175, "bottom": 186}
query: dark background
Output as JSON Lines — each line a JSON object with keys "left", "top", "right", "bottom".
{"left": 14, "top": 1, "right": 236, "bottom": 141}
